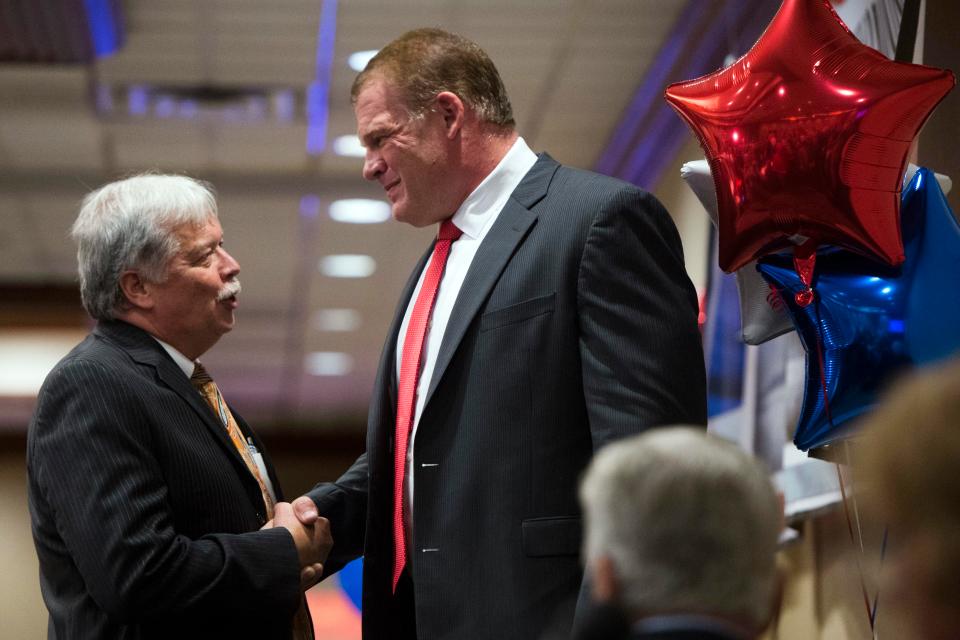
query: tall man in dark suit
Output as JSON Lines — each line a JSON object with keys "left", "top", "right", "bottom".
{"left": 27, "top": 173, "right": 331, "bottom": 639}
{"left": 296, "top": 28, "right": 707, "bottom": 639}
{"left": 578, "top": 428, "right": 783, "bottom": 640}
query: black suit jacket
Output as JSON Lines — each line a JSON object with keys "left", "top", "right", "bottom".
{"left": 309, "top": 154, "right": 707, "bottom": 639}
{"left": 27, "top": 320, "right": 302, "bottom": 639}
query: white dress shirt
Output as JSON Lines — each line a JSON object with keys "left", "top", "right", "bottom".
{"left": 395, "top": 137, "right": 538, "bottom": 549}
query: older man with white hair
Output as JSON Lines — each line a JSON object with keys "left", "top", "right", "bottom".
{"left": 27, "top": 173, "right": 330, "bottom": 639}
{"left": 578, "top": 427, "right": 782, "bottom": 640}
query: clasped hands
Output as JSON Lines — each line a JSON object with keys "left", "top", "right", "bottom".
{"left": 262, "top": 498, "right": 332, "bottom": 591}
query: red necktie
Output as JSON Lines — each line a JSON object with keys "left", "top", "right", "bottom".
{"left": 393, "top": 218, "right": 463, "bottom": 592}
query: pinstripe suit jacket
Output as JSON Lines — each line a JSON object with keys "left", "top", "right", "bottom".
{"left": 309, "top": 154, "right": 707, "bottom": 639}
{"left": 27, "top": 320, "right": 302, "bottom": 639}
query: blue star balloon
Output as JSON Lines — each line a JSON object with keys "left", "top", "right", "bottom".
{"left": 758, "top": 167, "right": 960, "bottom": 451}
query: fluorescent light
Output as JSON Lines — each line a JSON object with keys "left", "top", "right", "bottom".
{"left": 329, "top": 199, "right": 390, "bottom": 224}
{"left": 313, "top": 308, "right": 362, "bottom": 332}
{"left": 348, "top": 49, "right": 378, "bottom": 71}
{"left": 305, "top": 351, "right": 354, "bottom": 376}
{"left": 332, "top": 134, "right": 366, "bottom": 158}
{"left": 319, "top": 254, "right": 376, "bottom": 278}
{"left": 0, "top": 330, "right": 87, "bottom": 396}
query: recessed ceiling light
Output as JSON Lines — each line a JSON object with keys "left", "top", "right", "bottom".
{"left": 305, "top": 352, "right": 354, "bottom": 376}
{"left": 314, "top": 308, "right": 362, "bottom": 332}
{"left": 318, "top": 254, "right": 376, "bottom": 278}
{"left": 329, "top": 199, "right": 390, "bottom": 224}
{"left": 332, "top": 134, "right": 365, "bottom": 158}
{"left": 348, "top": 50, "right": 378, "bottom": 71}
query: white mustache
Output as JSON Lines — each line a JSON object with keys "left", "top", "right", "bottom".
{"left": 217, "top": 279, "right": 241, "bottom": 301}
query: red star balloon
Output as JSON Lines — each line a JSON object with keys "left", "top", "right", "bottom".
{"left": 665, "top": 0, "right": 955, "bottom": 276}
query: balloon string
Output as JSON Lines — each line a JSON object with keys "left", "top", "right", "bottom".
{"left": 870, "top": 526, "right": 888, "bottom": 630}
{"left": 845, "top": 440, "right": 880, "bottom": 637}
{"left": 836, "top": 463, "right": 874, "bottom": 631}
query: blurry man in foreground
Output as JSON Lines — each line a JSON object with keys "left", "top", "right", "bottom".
{"left": 27, "top": 173, "right": 330, "bottom": 639}
{"left": 578, "top": 427, "right": 782, "bottom": 640}
{"left": 859, "top": 358, "right": 960, "bottom": 640}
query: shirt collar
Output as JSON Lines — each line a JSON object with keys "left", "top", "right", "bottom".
{"left": 450, "top": 136, "right": 538, "bottom": 240}
{"left": 152, "top": 336, "right": 196, "bottom": 378}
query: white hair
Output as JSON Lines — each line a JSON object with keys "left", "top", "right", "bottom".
{"left": 579, "top": 427, "right": 781, "bottom": 628}
{"left": 70, "top": 173, "right": 218, "bottom": 320}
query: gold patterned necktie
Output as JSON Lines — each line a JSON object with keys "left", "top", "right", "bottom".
{"left": 191, "top": 363, "right": 313, "bottom": 639}
{"left": 190, "top": 363, "right": 275, "bottom": 520}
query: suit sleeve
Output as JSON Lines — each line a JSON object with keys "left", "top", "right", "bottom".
{"left": 28, "top": 358, "right": 302, "bottom": 623}
{"left": 305, "top": 453, "right": 368, "bottom": 575}
{"left": 576, "top": 185, "right": 707, "bottom": 450}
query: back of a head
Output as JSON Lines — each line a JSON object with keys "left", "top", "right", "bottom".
{"left": 71, "top": 173, "right": 217, "bottom": 320}
{"left": 351, "top": 27, "right": 515, "bottom": 129}
{"left": 859, "top": 358, "right": 960, "bottom": 638}
{"left": 580, "top": 427, "right": 781, "bottom": 632}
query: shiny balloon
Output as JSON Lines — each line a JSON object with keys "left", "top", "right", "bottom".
{"left": 665, "top": 0, "right": 955, "bottom": 274}
{"left": 758, "top": 168, "right": 960, "bottom": 451}
{"left": 682, "top": 159, "right": 797, "bottom": 345}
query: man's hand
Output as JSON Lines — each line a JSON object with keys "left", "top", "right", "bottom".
{"left": 297, "top": 562, "right": 326, "bottom": 591}
{"left": 292, "top": 495, "right": 320, "bottom": 526}
{"left": 268, "top": 501, "right": 332, "bottom": 590}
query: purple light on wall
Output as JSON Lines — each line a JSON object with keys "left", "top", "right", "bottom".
{"left": 594, "top": 0, "right": 705, "bottom": 177}
{"left": 307, "top": 81, "right": 330, "bottom": 153}
{"left": 179, "top": 100, "right": 199, "bottom": 119}
{"left": 128, "top": 85, "right": 148, "bottom": 116}
{"left": 275, "top": 89, "right": 295, "bottom": 123}
{"left": 83, "top": 0, "right": 124, "bottom": 58}
{"left": 300, "top": 195, "right": 321, "bottom": 219}
{"left": 595, "top": 0, "right": 779, "bottom": 190}
{"left": 307, "top": 0, "right": 339, "bottom": 155}
{"left": 155, "top": 96, "right": 175, "bottom": 119}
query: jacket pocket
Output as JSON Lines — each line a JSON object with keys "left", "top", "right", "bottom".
{"left": 521, "top": 515, "right": 581, "bottom": 557}
{"left": 480, "top": 292, "right": 555, "bottom": 331}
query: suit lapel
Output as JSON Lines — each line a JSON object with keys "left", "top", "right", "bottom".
{"left": 94, "top": 321, "right": 253, "bottom": 480}
{"left": 423, "top": 154, "right": 558, "bottom": 406}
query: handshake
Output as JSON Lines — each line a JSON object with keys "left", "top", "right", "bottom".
{"left": 263, "top": 496, "right": 333, "bottom": 590}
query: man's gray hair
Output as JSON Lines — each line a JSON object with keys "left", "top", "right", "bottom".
{"left": 580, "top": 427, "right": 781, "bottom": 629}
{"left": 70, "top": 173, "right": 218, "bottom": 320}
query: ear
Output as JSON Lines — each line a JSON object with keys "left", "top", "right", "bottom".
{"left": 434, "top": 91, "right": 465, "bottom": 139}
{"left": 591, "top": 555, "right": 621, "bottom": 603}
{"left": 118, "top": 270, "right": 155, "bottom": 311}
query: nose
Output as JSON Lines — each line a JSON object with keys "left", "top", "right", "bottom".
{"left": 362, "top": 148, "right": 385, "bottom": 181}
{"left": 219, "top": 247, "right": 241, "bottom": 279}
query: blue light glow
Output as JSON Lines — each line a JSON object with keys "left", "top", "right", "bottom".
{"left": 300, "top": 195, "right": 321, "bottom": 219}
{"left": 307, "top": 0, "right": 338, "bottom": 155}
{"left": 128, "top": 86, "right": 148, "bottom": 116}
{"left": 83, "top": 0, "right": 122, "bottom": 58}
